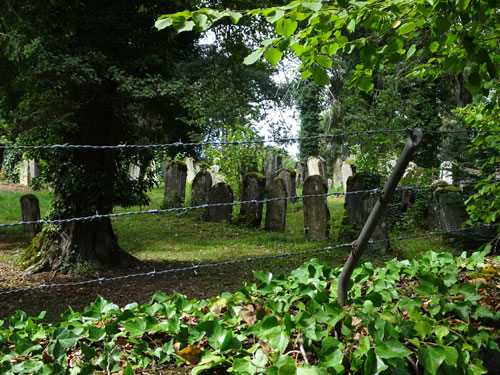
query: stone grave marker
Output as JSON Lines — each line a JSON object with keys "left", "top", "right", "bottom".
{"left": 191, "top": 171, "right": 212, "bottom": 207}
{"left": 163, "top": 160, "right": 187, "bottom": 208}
{"left": 277, "top": 169, "right": 297, "bottom": 203}
{"left": 307, "top": 156, "right": 327, "bottom": 182}
{"left": 239, "top": 173, "right": 266, "bottom": 227}
{"left": 265, "top": 177, "right": 287, "bottom": 231}
{"left": 303, "top": 175, "right": 330, "bottom": 241}
{"left": 185, "top": 157, "right": 201, "bottom": 184}
{"left": 340, "top": 161, "right": 354, "bottom": 193}
{"left": 263, "top": 150, "right": 282, "bottom": 194}
{"left": 208, "top": 164, "right": 225, "bottom": 185}
{"left": 339, "top": 173, "right": 389, "bottom": 253}
{"left": 428, "top": 187, "right": 468, "bottom": 231}
{"left": 207, "top": 182, "right": 233, "bottom": 223}
{"left": 129, "top": 163, "right": 140, "bottom": 180}
{"left": 295, "top": 162, "right": 306, "bottom": 184}
{"left": 20, "top": 194, "right": 41, "bottom": 238}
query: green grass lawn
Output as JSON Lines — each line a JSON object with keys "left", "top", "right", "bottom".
{"left": 0, "top": 183, "right": 461, "bottom": 278}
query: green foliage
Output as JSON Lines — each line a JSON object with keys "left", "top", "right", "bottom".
{"left": 295, "top": 81, "right": 323, "bottom": 162}
{"left": 1, "top": 251, "right": 498, "bottom": 374}
{"left": 202, "top": 123, "right": 265, "bottom": 200}
{"left": 0, "top": 149, "right": 21, "bottom": 183}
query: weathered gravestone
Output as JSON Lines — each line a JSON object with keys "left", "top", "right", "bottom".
{"left": 428, "top": 187, "right": 468, "bottom": 231}
{"left": 19, "top": 158, "right": 39, "bottom": 186}
{"left": 263, "top": 150, "right": 282, "bottom": 194}
{"left": 190, "top": 170, "right": 212, "bottom": 212}
{"left": 303, "top": 175, "right": 330, "bottom": 241}
{"left": 265, "top": 177, "right": 287, "bottom": 231}
{"left": 208, "top": 164, "right": 225, "bottom": 185}
{"left": 129, "top": 163, "right": 140, "bottom": 180}
{"left": 277, "top": 169, "right": 297, "bottom": 203}
{"left": 340, "top": 161, "right": 354, "bottom": 193}
{"left": 163, "top": 160, "right": 187, "bottom": 208}
{"left": 307, "top": 156, "right": 327, "bottom": 182}
{"left": 185, "top": 157, "right": 201, "bottom": 184}
{"left": 332, "top": 159, "right": 343, "bottom": 191}
{"left": 207, "top": 182, "right": 233, "bottom": 223}
{"left": 339, "top": 173, "right": 389, "bottom": 253}
{"left": 20, "top": 194, "right": 41, "bottom": 238}
{"left": 239, "top": 173, "right": 266, "bottom": 227}
{"left": 295, "top": 162, "right": 306, "bottom": 185}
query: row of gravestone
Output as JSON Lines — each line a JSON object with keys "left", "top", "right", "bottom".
{"left": 163, "top": 159, "right": 330, "bottom": 240}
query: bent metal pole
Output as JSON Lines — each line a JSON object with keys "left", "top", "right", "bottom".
{"left": 337, "top": 129, "right": 424, "bottom": 306}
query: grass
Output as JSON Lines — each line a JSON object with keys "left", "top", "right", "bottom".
{"left": 0, "top": 183, "right": 463, "bottom": 283}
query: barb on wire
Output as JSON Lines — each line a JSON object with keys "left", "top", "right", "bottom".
{"left": 0, "top": 129, "right": 411, "bottom": 150}
{"left": 0, "top": 224, "right": 495, "bottom": 297}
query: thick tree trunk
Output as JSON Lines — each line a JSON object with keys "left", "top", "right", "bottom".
{"left": 22, "top": 218, "right": 136, "bottom": 274}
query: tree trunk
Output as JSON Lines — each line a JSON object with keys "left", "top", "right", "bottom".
{"left": 22, "top": 218, "right": 136, "bottom": 274}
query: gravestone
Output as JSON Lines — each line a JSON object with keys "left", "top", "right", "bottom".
{"left": 19, "top": 159, "right": 29, "bottom": 186}
{"left": 239, "top": 173, "right": 266, "bottom": 227}
{"left": 439, "top": 161, "right": 454, "bottom": 185}
{"left": 340, "top": 161, "right": 354, "bottom": 193}
{"left": 339, "top": 173, "right": 389, "bottom": 253}
{"left": 129, "top": 163, "right": 140, "bottom": 180}
{"left": 207, "top": 182, "right": 233, "bottom": 223}
{"left": 428, "top": 187, "right": 468, "bottom": 231}
{"left": 185, "top": 157, "right": 201, "bottom": 184}
{"left": 190, "top": 171, "right": 212, "bottom": 207}
{"left": 295, "top": 162, "right": 306, "bottom": 184}
{"left": 303, "top": 175, "right": 330, "bottom": 241}
{"left": 277, "top": 169, "right": 297, "bottom": 203}
{"left": 263, "top": 150, "right": 282, "bottom": 194}
{"left": 265, "top": 177, "right": 287, "bottom": 231}
{"left": 20, "top": 194, "right": 41, "bottom": 238}
{"left": 163, "top": 160, "right": 187, "bottom": 208}
{"left": 307, "top": 156, "right": 327, "bottom": 182}
{"left": 332, "top": 159, "right": 343, "bottom": 190}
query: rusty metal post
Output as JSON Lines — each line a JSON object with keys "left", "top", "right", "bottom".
{"left": 337, "top": 129, "right": 424, "bottom": 306}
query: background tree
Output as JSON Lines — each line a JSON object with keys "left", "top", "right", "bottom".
{"left": 0, "top": 0, "right": 280, "bottom": 272}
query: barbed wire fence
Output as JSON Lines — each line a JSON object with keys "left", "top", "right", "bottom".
{"left": 0, "top": 128, "right": 499, "bottom": 297}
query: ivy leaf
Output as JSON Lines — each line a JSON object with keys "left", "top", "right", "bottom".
{"left": 375, "top": 340, "right": 412, "bottom": 359}
{"left": 364, "top": 349, "right": 388, "bottom": 374}
{"left": 413, "top": 320, "right": 432, "bottom": 340}
{"left": 264, "top": 48, "right": 284, "bottom": 66}
{"left": 418, "top": 346, "right": 445, "bottom": 374}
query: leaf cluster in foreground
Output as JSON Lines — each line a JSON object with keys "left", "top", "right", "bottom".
{"left": 1, "top": 250, "right": 499, "bottom": 374}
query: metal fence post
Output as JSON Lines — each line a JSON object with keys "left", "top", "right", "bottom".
{"left": 337, "top": 129, "right": 424, "bottom": 306}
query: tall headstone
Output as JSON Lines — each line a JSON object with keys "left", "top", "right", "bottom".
{"left": 303, "top": 175, "right": 330, "bottom": 241}
{"left": 129, "top": 163, "right": 140, "bottom": 180}
{"left": 207, "top": 182, "right": 233, "bottom": 223}
{"left": 263, "top": 150, "right": 282, "bottom": 194}
{"left": 340, "top": 161, "right": 354, "bottom": 193}
{"left": 163, "top": 160, "right": 187, "bottom": 208}
{"left": 428, "top": 187, "right": 468, "bottom": 231}
{"left": 277, "top": 169, "right": 297, "bottom": 203}
{"left": 239, "top": 173, "right": 266, "bottom": 227}
{"left": 307, "top": 156, "right": 327, "bottom": 182}
{"left": 185, "top": 157, "right": 201, "bottom": 184}
{"left": 332, "top": 159, "right": 343, "bottom": 190}
{"left": 439, "top": 161, "right": 454, "bottom": 185}
{"left": 19, "top": 156, "right": 39, "bottom": 186}
{"left": 339, "top": 173, "right": 389, "bottom": 253}
{"left": 20, "top": 194, "right": 41, "bottom": 238}
{"left": 190, "top": 171, "right": 212, "bottom": 207}
{"left": 295, "top": 162, "right": 306, "bottom": 185}
{"left": 265, "top": 178, "right": 287, "bottom": 232}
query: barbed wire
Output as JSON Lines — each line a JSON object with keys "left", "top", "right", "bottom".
{"left": 0, "top": 225, "right": 495, "bottom": 297}
{"left": 1, "top": 128, "right": 498, "bottom": 151}
{"left": 2, "top": 178, "right": 499, "bottom": 229}
{"left": 2, "top": 178, "right": 499, "bottom": 228}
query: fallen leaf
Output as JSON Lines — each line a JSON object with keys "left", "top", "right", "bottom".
{"left": 175, "top": 345, "right": 202, "bottom": 365}
{"left": 468, "top": 278, "right": 488, "bottom": 285}
{"left": 481, "top": 267, "right": 497, "bottom": 277}
{"left": 240, "top": 308, "right": 257, "bottom": 325}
